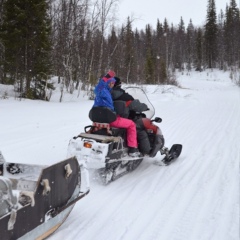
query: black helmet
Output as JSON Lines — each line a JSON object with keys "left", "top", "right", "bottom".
{"left": 114, "top": 77, "right": 122, "bottom": 87}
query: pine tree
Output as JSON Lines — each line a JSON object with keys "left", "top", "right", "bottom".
{"left": 163, "top": 18, "right": 169, "bottom": 71}
{"left": 186, "top": 19, "right": 195, "bottom": 71}
{"left": 176, "top": 17, "right": 186, "bottom": 70}
{"left": 123, "top": 17, "right": 135, "bottom": 83}
{"left": 0, "top": 0, "right": 52, "bottom": 99}
{"left": 224, "top": 0, "right": 240, "bottom": 66}
{"left": 155, "top": 19, "right": 167, "bottom": 83}
{"left": 159, "top": 59, "right": 167, "bottom": 84}
{"left": 107, "top": 26, "right": 119, "bottom": 72}
{"left": 217, "top": 10, "right": 225, "bottom": 70}
{"left": 144, "top": 24, "right": 155, "bottom": 84}
{"left": 204, "top": 0, "right": 218, "bottom": 68}
{"left": 195, "top": 28, "right": 203, "bottom": 71}
{"left": 133, "top": 29, "right": 144, "bottom": 83}
{"left": 156, "top": 19, "right": 165, "bottom": 59}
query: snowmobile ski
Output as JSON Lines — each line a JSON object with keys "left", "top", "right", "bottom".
{"left": 155, "top": 144, "right": 182, "bottom": 166}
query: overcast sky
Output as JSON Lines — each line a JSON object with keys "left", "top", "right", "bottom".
{"left": 118, "top": 0, "right": 233, "bottom": 30}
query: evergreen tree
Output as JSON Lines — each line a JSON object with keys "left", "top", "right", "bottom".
{"left": 133, "top": 29, "right": 144, "bottom": 83}
{"left": 156, "top": 19, "right": 164, "bottom": 59}
{"left": 163, "top": 18, "right": 170, "bottom": 71}
{"left": 195, "top": 28, "right": 203, "bottom": 71}
{"left": 0, "top": 0, "right": 52, "bottom": 99}
{"left": 107, "top": 26, "right": 119, "bottom": 72}
{"left": 217, "top": 10, "right": 225, "bottom": 70}
{"left": 144, "top": 24, "right": 155, "bottom": 84}
{"left": 155, "top": 19, "right": 167, "bottom": 83}
{"left": 224, "top": 0, "right": 240, "bottom": 66}
{"left": 176, "top": 17, "right": 186, "bottom": 70}
{"left": 123, "top": 17, "right": 135, "bottom": 83}
{"left": 186, "top": 19, "right": 195, "bottom": 71}
{"left": 159, "top": 58, "right": 167, "bottom": 84}
{"left": 204, "top": 0, "right": 218, "bottom": 68}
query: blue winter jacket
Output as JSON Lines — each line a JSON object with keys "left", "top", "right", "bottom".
{"left": 93, "top": 78, "right": 115, "bottom": 111}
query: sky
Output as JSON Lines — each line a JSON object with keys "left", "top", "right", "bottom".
{"left": 0, "top": 69, "right": 239, "bottom": 239}
{"left": 118, "top": 0, "right": 233, "bottom": 30}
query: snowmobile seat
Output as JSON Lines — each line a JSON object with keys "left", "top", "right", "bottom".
{"left": 89, "top": 107, "right": 117, "bottom": 123}
{"left": 88, "top": 107, "right": 117, "bottom": 135}
{"left": 87, "top": 106, "right": 127, "bottom": 138}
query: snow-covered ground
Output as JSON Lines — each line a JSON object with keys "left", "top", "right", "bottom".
{"left": 0, "top": 70, "right": 239, "bottom": 240}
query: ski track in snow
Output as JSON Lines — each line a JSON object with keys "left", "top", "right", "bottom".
{"left": 0, "top": 71, "right": 239, "bottom": 240}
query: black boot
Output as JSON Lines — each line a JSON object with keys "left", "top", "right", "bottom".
{"left": 128, "top": 147, "right": 141, "bottom": 157}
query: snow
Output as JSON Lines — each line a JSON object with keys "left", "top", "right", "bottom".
{"left": 0, "top": 69, "right": 239, "bottom": 240}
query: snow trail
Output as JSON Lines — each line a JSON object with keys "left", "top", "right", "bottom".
{"left": 49, "top": 75, "right": 239, "bottom": 240}
{"left": 0, "top": 70, "right": 239, "bottom": 240}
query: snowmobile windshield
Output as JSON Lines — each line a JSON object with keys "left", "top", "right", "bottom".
{"left": 124, "top": 87, "right": 155, "bottom": 119}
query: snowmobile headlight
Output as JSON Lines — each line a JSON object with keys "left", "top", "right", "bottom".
{"left": 83, "top": 142, "right": 92, "bottom": 148}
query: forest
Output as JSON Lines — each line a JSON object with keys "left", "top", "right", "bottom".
{"left": 0, "top": 0, "right": 239, "bottom": 100}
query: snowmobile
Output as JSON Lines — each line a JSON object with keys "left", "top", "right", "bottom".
{"left": 67, "top": 87, "right": 182, "bottom": 184}
{"left": 0, "top": 151, "right": 89, "bottom": 239}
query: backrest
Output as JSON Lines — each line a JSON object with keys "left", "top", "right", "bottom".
{"left": 89, "top": 107, "right": 117, "bottom": 123}
{"left": 113, "top": 100, "right": 129, "bottom": 118}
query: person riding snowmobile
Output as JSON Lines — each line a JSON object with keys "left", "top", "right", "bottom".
{"left": 91, "top": 71, "right": 140, "bottom": 157}
{"left": 112, "top": 77, "right": 149, "bottom": 117}
{"left": 111, "top": 77, "right": 134, "bottom": 101}
{"left": 111, "top": 77, "right": 152, "bottom": 155}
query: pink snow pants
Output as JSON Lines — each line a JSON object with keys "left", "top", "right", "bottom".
{"left": 110, "top": 116, "right": 137, "bottom": 148}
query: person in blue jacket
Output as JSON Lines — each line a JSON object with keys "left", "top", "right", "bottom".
{"left": 93, "top": 70, "right": 140, "bottom": 157}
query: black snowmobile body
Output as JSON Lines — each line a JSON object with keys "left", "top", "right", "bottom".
{"left": 68, "top": 87, "right": 182, "bottom": 184}
{"left": 0, "top": 152, "right": 89, "bottom": 239}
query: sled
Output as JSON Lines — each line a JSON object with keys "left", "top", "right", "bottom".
{"left": 0, "top": 151, "right": 89, "bottom": 239}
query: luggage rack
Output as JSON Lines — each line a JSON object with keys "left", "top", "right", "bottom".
{"left": 77, "top": 132, "right": 121, "bottom": 143}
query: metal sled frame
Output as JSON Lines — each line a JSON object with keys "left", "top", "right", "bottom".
{"left": 0, "top": 155, "right": 89, "bottom": 240}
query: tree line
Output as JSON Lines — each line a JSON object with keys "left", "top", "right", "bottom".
{"left": 0, "top": 0, "right": 239, "bottom": 100}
